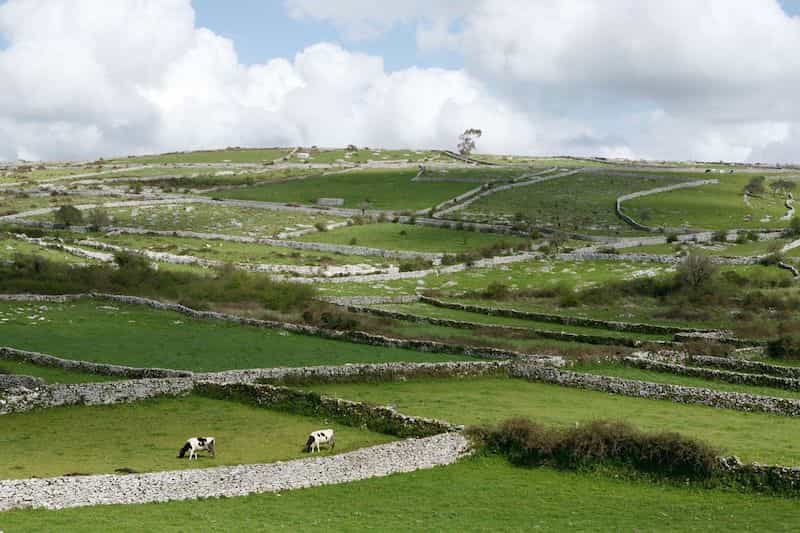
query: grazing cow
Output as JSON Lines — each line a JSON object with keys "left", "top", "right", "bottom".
{"left": 178, "top": 436, "right": 216, "bottom": 460}
{"left": 304, "top": 429, "right": 335, "bottom": 453}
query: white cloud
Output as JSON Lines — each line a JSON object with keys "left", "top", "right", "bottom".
{"left": 3, "top": 0, "right": 800, "bottom": 162}
{"left": 0, "top": 0, "right": 536, "bottom": 161}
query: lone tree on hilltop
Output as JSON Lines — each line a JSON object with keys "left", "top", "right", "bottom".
{"left": 53, "top": 205, "right": 83, "bottom": 227}
{"left": 458, "top": 128, "right": 482, "bottom": 160}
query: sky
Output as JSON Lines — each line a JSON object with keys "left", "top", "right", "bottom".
{"left": 1, "top": 1, "right": 800, "bottom": 163}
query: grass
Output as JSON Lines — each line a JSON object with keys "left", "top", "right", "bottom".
{"left": 311, "top": 376, "right": 800, "bottom": 464}
{"left": 0, "top": 395, "right": 394, "bottom": 479}
{"left": 0, "top": 235, "right": 99, "bottom": 265}
{"left": 625, "top": 174, "right": 795, "bottom": 230}
{"left": 87, "top": 232, "right": 387, "bottom": 266}
{"left": 375, "top": 302, "right": 670, "bottom": 342}
{"left": 317, "top": 258, "right": 678, "bottom": 298}
{"left": 0, "top": 360, "right": 116, "bottom": 384}
{"left": 416, "top": 166, "right": 531, "bottom": 183}
{"left": 299, "top": 223, "right": 531, "bottom": 253}
{"left": 0, "top": 300, "right": 478, "bottom": 371}
{"left": 108, "top": 148, "right": 291, "bottom": 165}
{"left": 87, "top": 204, "right": 348, "bottom": 238}
{"left": 575, "top": 362, "right": 800, "bottom": 400}
{"left": 3, "top": 456, "right": 799, "bottom": 531}
{"left": 287, "top": 148, "right": 437, "bottom": 165}
{"left": 462, "top": 171, "right": 692, "bottom": 235}
{"left": 207, "top": 168, "right": 477, "bottom": 211}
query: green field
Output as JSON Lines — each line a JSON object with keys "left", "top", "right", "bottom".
{"left": 208, "top": 168, "right": 477, "bottom": 211}
{"left": 625, "top": 175, "right": 795, "bottom": 230}
{"left": 318, "top": 258, "right": 678, "bottom": 298}
{"left": 3, "top": 456, "right": 797, "bottom": 531}
{"left": 89, "top": 204, "right": 347, "bottom": 238}
{"left": 286, "top": 148, "right": 437, "bottom": 164}
{"left": 109, "top": 148, "right": 291, "bottom": 165}
{"left": 89, "top": 232, "right": 387, "bottom": 267}
{"left": 0, "top": 235, "right": 100, "bottom": 265}
{"left": 375, "top": 302, "right": 669, "bottom": 342}
{"left": 312, "top": 376, "right": 800, "bottom": 464}
{"left": 0, "top": 359, "right": 116, "bottom": 383}
{"left": 417, "top": 166, "right": 531, "bottom": 183}
{"left": 0, "top": 395, "right": 394, "bottom": 479}
{"left": 462, "top": 171, "right": 692, "bottom": 234}
{"left": 300, "top": 223, "right": 531, "bottom": 253}
{"left": 0, "top": 300, "right": 478, "bottom": 371}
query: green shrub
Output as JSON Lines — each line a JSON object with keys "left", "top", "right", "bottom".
{"left": 481, "top": 281, "right": 511, "bottom": 300}
{"left": 53, "top": 205, "right": 84, "bottom": 227}
{"left": 665, "top": 233, "right": 679, "bottom": 244}
{"left": 398, "top": 258, "right": 434, "bottom": 272}
{"left": 711, "top": 230, "right": 728, "bottom": 243}
{"left": 767, "top": 336, "right": 800, "bottom": 359}
{"left": 314, "top": 221, "right": 328, "bottom": 232}
{"left": 86, "top": 208, "right": 111, "bottom": 230}
{"left": 785, "top": 216, "right": 800, "bottom": 238}
{"left": 469, "top": 418, "right": 718, "bottom": 480}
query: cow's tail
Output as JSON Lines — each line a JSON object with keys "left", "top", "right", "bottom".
{"left": 304, "top": 435, "right": 315, "bottom": 453}
{"left": 178, "top": 442, "right": 191, "bottom": 458}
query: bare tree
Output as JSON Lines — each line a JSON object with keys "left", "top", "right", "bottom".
{"left": 457, "top": 128, "right": 482, "bottom": 160}
{"left": 677, "top": 252, "right": 718, "bottom": 291}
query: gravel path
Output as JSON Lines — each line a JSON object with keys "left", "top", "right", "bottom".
{"left": 0, "top": 433, "right": 470, "bottom": 511}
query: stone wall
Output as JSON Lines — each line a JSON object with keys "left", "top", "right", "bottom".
{"left": 0, "top": 378, "right": 193, "bottom": 415}
{"left": 320, "top": 295, "right": 421, "bottom": 306}
{"left": 683, "top": 354, "right": 800, "bottom": 379}
{"left": 0, "top": 346, "right": 192, "bottom": 379}
{"left": 623, "top": 355, "right": 800, "bottom": 392}
{"left": 341, "top": 303, "right": 656, "bottom": 348}
{"left": 511, "top": 364, "right": 800, "bottom": 416}
{"left": 0, "top": 373, "right": 45, "bottom": 391}
{"left": 615, "top": 179, "right": 719, "bottom": 233}
{"left": 420, "top": 296, "right": 718, "bottom": 336}
{"left": 196, "top": 381, "right": 459, "bottom": 438}
{"left": 199, "top": 360, "right": 513, "bottom": 386}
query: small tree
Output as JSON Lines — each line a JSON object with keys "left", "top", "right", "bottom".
{"left": 770, "top": 179, "right": 796, "bottom": 195}
{"left": 457, "top": 128, "right": 482, "bottom": 159}
{"left": 53, "top": 205, "right": 83, "bottom": 227}
{"left": 86, "top": 208, "right": 111, "bottom": 230}
{"left": 677, "top": 252, "right": 718, "bottom": 291}
{"left": 743, "top": 176, "right": 766, "bottom": 196}
{"left": 785, "top": 216, "right": 800, "bottom": 238}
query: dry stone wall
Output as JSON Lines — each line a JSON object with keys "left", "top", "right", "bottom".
{"left": 420, "top": 297, "right": 719, "bottom": 336}
{"left": 512, "top": 364, "right": 800, "bottom": 416}
{"left": 0, "top": 346, "right": 192, "bottom": 379}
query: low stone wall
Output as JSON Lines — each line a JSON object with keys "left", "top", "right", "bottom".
{"left": 615, "top": 179, "right": 719, "bottom": 232}
{"left": 420, "top": 296, "right": 718, "bottom": 336}
{"left": 342, "top": 304, "right": 655, "bottom": 348}
{"left": 683, "top": 354, "right": 800, "bottom": 379}
{"left": 0, "top": 433, "right": 469, "bottom": 512}
{"left": 623, "top": 355, "right": 800, "bottom": 392}
{"left": 0, "top": 373, "right": 45, "bottom": 391}
{"left": 720, "top": 457, "right": 800, "bottom": 494}
{"left": 511, "top": 364, "right": 800, "bottom": 416}
{"left": 199, "top": 360, "right": 513, "bottom": 386}
{"left": 555, "top": 251, "right": 758, "bottom": 266}
{"left": 320, "top": 295, "right": 421, "bottom": 306}
{"left": 0, "top": 346, "right": 192, "bottom": 379}
{"left": 0, "top": 378, "right": 194, "bottom": 415}
{"left": 196, "top": 382, "right": 458, "bottom": 438}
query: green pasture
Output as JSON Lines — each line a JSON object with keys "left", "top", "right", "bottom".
{"left": 0, "top": 359, "right": 115, "bottom": 384}
{"left": 462, "top": 171, "right": 692, "bottom": 234}
{"left": 417, "top": 166, "right": 531, "bottom": 183}
{"left": 624, "top": 174, "right": 796, "bottom": 230}
{"left": 375, "top": 303, "right": 669, "bottom": 342}
{"left": 90, "top": 233, "right": 387, "bottom": 266}
{"left": 287, "top": 148, "right": 437, "bottom": 165}
{"left": 0, "top": 235, "right": 99, "bottom": 265}
{"left": 300, "top": 223, "right": 531, "bottom": 253}
{"left": 3, "top": 456, "right": 798, "bottom": 531}
{"left": 208, "top": 168, "right": 477, "bottom": 211}
{"left": 109, "top": 148, "right": 291, "bottom": 165}
{"left": 312, "top": 376, "right": 800, "bottom": 464}
{"left": 0, "top": 300, "right": 477, "bottom": 371}
{"left": 0, "top": 395, "right": 394, "bottom": 479}
{"left": 81, "top": 204, "right": 347, "bottom": 238}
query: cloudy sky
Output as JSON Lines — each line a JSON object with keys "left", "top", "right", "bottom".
{"left": 1, "top": 0, "right": 800, "bottom": 163}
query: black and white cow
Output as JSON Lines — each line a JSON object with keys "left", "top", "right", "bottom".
{"left": 178, "top": 436, "right": 216, "bottom": 460}
{"left": 304, "top": 429, "right": 335, "bottom": 453}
